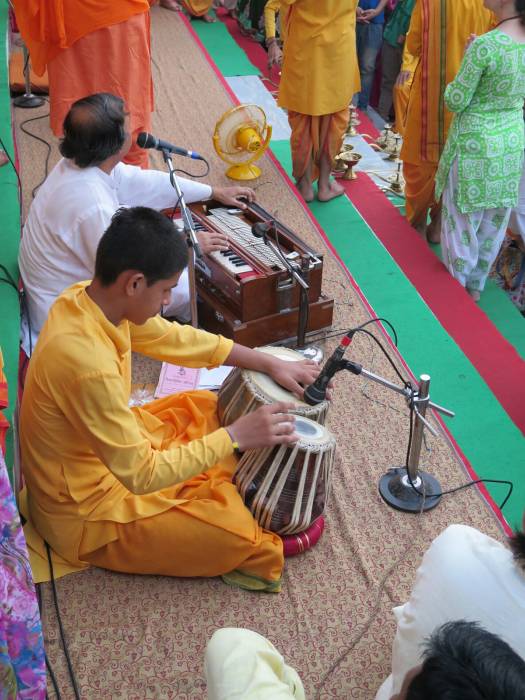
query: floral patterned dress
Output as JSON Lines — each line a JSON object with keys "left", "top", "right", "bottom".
{"left": 1, "top": 353, "right": 46, "bottom": 700}
{"left": 435, "top": 30, "right": 525, "bottom": 213}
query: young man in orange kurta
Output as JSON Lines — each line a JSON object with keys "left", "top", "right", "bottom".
{"left": 20, "top": 207, "right": 321, "bottom": 592}
{"left": 398, "top": 0, "right": 493, "bottom": 240}
{"left": 12, "top": 0, "right": 155, "bottom": 168}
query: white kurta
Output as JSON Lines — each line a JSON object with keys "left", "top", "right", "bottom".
{"left": 375, "top": 524, "right": 525, "bottom": 699}
{"left": 19, "top": 159, "right": 212, "bottom": 350}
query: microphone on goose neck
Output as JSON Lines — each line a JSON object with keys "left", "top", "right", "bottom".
{"left": 137, "top": 132, "right": 204, "bottom": 160}
{"left": 303, "top": 331, "right": 355, "bottom": 405}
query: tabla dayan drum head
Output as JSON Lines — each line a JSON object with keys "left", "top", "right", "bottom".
{"left": 218, "top": 345, "right": 329, "bottom": 427}
{"left": 234, "top": 416, "right": 336, "bottom": 535}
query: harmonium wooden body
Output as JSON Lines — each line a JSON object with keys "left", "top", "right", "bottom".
{"left": 189, "top": 200, "right": 334, "bottom": 347}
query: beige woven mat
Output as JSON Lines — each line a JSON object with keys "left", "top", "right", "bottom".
{"left": 14, "top": 8, "right": 507, "bottom": 698}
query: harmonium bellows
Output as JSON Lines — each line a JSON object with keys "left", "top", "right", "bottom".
{"left": 189, "top": 200, "right": 334, "bottom": 347}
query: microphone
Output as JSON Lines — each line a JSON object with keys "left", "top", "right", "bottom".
{"left": 303, "top": 331, "right": 355, "bottom": 405}
{"left": 136, "top": 132, "right": 204, "bottom": 160}
{"left": 251, "top": 221, "right": 273, "bottom": 240}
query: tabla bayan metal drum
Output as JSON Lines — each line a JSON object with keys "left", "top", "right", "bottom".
{"left": 218, "top": 346, "right": 329, "bottom": 427}
{"left": 233, "top": 416, "right": 336, "bottom": 535}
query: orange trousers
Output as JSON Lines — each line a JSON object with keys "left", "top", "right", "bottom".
{"left": 84, "top": 461, "right": 284, "bottom": 586}
{"left": 288, "top": 109, "right": 349, "bottom": 182}
{"left": 403, "top": 160, "right": 440, "bottom": 227}
{"left": 47, "top": 12, "right": 153, "bottom": 169}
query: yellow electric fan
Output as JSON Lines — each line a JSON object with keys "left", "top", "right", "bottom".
{"left": 213, "top": 104, "right": 272, "bottom": 180}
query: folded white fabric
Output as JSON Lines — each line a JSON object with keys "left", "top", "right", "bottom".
{"left": 205, "top": 627, "right": 305, "bottom": 700}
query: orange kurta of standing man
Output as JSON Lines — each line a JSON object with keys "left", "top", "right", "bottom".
{"left": 12, "top": 0, "right": 154, "bottom": 168}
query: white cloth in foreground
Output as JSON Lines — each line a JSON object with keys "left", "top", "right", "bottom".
{"left": 205, "top": 628, "right": 305, "bottom": 700}
{"left": 19, "top": 158, "right": 211, "bottom": 351}
{"left": 375, "top": 524, "right": 525, "bottom": 700}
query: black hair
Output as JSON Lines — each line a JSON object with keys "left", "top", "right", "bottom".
{"left": 59, "top": 93, "right": 127, "bottom": 168}
{"left": 94, "top": 207, "right": 187, "bottom": 287}
{"left": 509, "top": 528, "right": 525, "bottom": 572}
{"left": 517, "top": 0, "right": 525, "bottom": 27}
{"left": 406, "top": 620, "right": 525, "bottom": 700}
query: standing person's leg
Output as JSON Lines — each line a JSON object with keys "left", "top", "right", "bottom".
{"left": 403, "top": 160, "right": 439, "bottom": 234}
{"left": 466, "top": 208, "right": 511, "bottom": 296}
{"left": 356, "top": 23, "right": 383, "bottom": 111}
{"left": 377, "top": 42, "right": 402, "bottom": 120}
{"left": 440, "top": 164, "right": 483, "bottom": 292}
{"left": 288, "top": 111, "right": 315, "bottom": 202}
{"left": 316, "top": 110, "right": 348, "bottom": 202}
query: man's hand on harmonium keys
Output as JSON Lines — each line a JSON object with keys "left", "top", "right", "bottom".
{"left": 211, "top": 185, "right": 256, "bottom": 210}
{"left": 196, "top": 229, "right": 229, "bottom": 254}
{"left": 227, "top": 402, "right": 298, "bottom": 452}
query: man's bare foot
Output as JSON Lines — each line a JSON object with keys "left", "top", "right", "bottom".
{"left": 426, "top": 213, "right": 441, "bottom": 244}
{"left": 160, "top": 0, "right": 183, "bottom": 10}
{"left": 201, "top": 12, "right": 217, "bottom": 22}
{"left": 318, "top": 179, "right": 345, "bottom": 202}
{"left": 296, "top": 177, "right": 314, "bottom": 202}
{"left": 466, "top": 288, "right": 480, "bottom": 302}
{"left": 412, "top": 220, "right": 427, "bottom": 237}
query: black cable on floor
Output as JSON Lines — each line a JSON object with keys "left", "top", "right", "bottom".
{"left": 45, "top": 542, "right": 81, "bottom": 700}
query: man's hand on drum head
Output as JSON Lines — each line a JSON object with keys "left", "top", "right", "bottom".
{"left": 268, "top": 359, "right": 333, "bottom": 401}
{"left": 227, "top": 402, "right": 298, "bottom": 452}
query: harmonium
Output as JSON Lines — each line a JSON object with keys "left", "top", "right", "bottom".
{"left": 188, "top": 200, "right": 334, "bottom": 347}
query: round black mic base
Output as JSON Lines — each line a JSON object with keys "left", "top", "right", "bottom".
{"left": 13, "top": 94, "right": 45, "bottom": 108}
{"left": 379, "top": 467, "right": 441, "bottom": 513}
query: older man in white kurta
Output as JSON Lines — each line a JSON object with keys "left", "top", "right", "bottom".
{"left": 19, "top": 159, "right": 233, "bottom": 352}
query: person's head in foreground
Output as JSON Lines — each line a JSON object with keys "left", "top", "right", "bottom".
{"left": 392, "top": 620, "right": 525, "bottom": 700}
{"left": 90, "top": 206, "right": 187, "bottom": 325}
{"left": 59, "top": 92, "right": 130, "bottom": 168}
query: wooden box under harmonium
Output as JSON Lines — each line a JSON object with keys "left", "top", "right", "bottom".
{"left": 189, "top": 200, "right": 334, "bottom": 347}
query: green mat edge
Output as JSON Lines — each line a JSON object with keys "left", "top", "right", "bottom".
{"left": 1, "top": 6, "right": 21, "bottom": 484}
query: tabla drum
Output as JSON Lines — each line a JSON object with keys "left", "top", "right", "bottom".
{"left": 218, "top": 346, "right": 329, "bottom": 427}
{"left": 234, "top": 416, "right": 336, "bottom": 535}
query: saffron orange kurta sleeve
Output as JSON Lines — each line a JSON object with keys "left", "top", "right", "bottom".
{"left": 20, "top": 283, "right": 283, "bottom": 589}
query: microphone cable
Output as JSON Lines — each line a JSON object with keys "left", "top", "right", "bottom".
{"left": 45, "top": 542, "right": 81, "bottom": 700}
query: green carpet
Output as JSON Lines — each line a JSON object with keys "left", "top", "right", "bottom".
{"left": 189, "top": 12, "right": 260, "bottom": 76}
{"left": 193, "top": 22, "right": 524, "bottom": 525}
{"left": 0, "top": 5, "right": 21, "bottom": 483}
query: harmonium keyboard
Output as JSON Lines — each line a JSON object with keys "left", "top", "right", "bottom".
{"left": 188, "top": 200, "right": 334, "bottom": 347}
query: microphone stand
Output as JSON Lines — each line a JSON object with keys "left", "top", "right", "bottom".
{"left": 161, "top": 148, "right": 201, "bottom": 328}
{"left": 257, "top": 222, "right": 323, "bottom": 363}
{"left": 334, "top": 358, "right": 455, "bottom": 513}
{"left": 13, "top": 45, "right": 44, "bottom": 109}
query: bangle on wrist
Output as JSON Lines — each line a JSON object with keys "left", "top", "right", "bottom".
{"left": 266, "top": 37, "right": 277, "bottom": 47}
{"left": 225, "top": 427, "right": 242, "bottom": 454}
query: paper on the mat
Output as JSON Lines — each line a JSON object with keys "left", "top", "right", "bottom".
{"left": 198, "top": 365, "right": 233, "bottom": 390}
{"left": 154, "top": 363, "right": 233, "bottom": 397}
{"left": 154, "top": 363, "right": 200, "bottom": 398}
